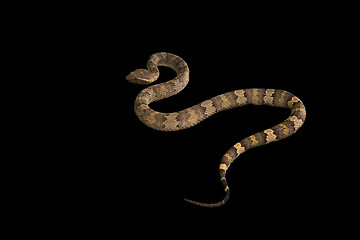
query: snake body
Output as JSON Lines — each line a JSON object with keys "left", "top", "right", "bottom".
{"left": 126, "top": 52, "right": 306, "bottom": 207}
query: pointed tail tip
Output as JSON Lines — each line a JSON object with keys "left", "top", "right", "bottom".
{"left": 184, "top": 191, "right": 230, "bottom": 208}
{"left": 184, "top": 198, "right": 226, "bottom": 208}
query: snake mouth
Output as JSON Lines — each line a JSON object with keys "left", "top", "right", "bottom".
{"left": 126, "top": 75, "right": 151, "bottom": 85}
{"left": 125, "top": 72, "right": 134, "bottom": 81}
{"left": 126, "top": 71, "right": 153, "bottom": 85}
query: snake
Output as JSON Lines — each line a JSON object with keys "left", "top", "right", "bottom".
{"left": 126, "top": 52, "right": 306, "bottom": 207}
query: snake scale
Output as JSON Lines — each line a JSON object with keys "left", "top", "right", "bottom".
{"left": 126, "top": 52, "right": 306, "bottom": 207}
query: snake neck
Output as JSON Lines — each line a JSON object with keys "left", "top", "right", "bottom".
{"left": 135, "top": 53, "right": 190, "bottom": 104}
{"left": 147, "top": 52, "right": 189, "bottom": 75}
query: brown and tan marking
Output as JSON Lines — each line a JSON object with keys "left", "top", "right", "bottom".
{"left": 126, "top": 52, "right": 306, "bottom": 208}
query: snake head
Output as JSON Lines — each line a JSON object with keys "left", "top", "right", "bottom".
{"left": 126, "top": 69, "right": 155, "bottom": 85}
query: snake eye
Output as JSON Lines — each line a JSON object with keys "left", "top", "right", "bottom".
{"left": 126, "top": 69, "right": 153, "bottom": 85}
{"left": 126, "top": 68, "right": 159, "bottom": 86}
{"left": 125, "top": 72, "right": 135, "bottom": 82}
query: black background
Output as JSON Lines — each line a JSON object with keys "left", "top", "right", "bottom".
{"left": 82, "top": 23, "right": 324, "bottom": 218}
{"left": 19, "top": 3, "right": 354, "bottom": 235}
{"left": 109, "top": 16, "right": 322, "bottom": 212}
{"left": 74, "top": 17, "right": 319, "bottom": 214}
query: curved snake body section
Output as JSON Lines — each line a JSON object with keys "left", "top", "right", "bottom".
{"left": 126, "top": 52, "right": 306, "bottom": 207}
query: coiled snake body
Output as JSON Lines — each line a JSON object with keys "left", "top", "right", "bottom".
{"left": 126, "top": 52, "right": 306, "bottom": 207}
